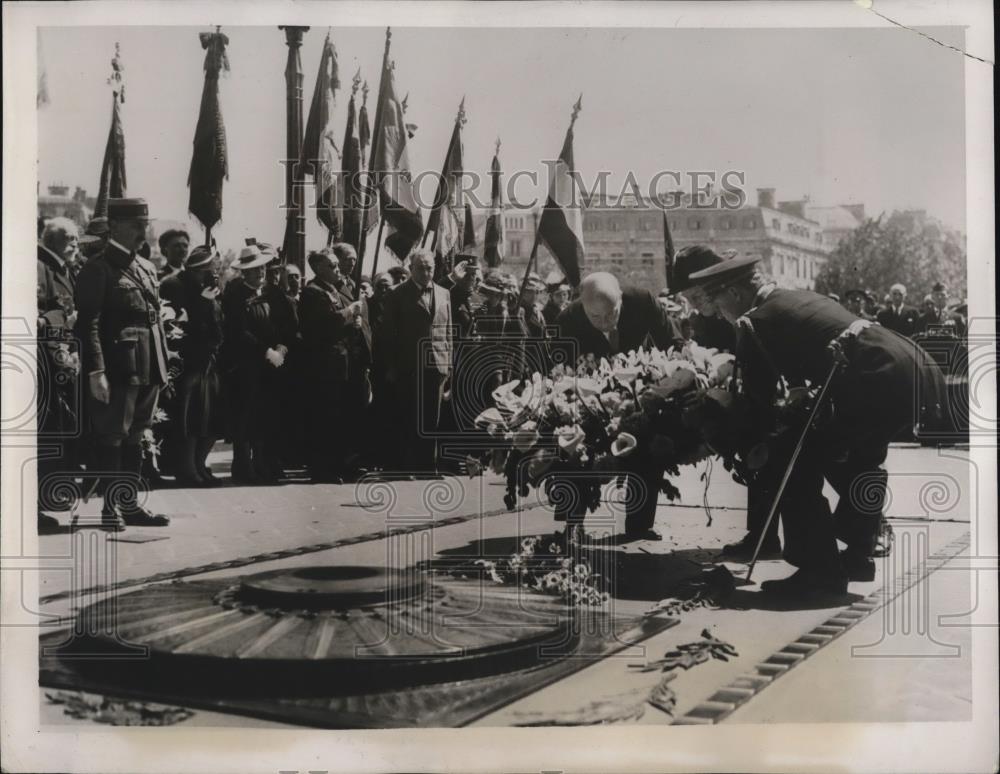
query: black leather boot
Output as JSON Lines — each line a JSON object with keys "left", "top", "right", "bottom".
{"left": 117, "top": 445, "right": 170, "bottom": 527}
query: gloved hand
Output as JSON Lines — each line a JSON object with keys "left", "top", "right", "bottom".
{"left": 264, "top": 347, "right": 285, "bottom": 368}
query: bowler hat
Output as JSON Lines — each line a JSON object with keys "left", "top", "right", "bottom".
{"left": 107, "top": 198, "right": 149, "bottom": 221}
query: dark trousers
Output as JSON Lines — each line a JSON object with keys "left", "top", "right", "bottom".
{"left": 774, "top": 443, "right": 847, "bottom": 576}
{"left": 623, "top": 464, "right": 665, "bottom": 535}
{"left": 398, "top": 368, "right": 445, "bottom": 473}
{"left": 308, "top": 379, "right": 345, "bottom": 477}
{"left": 747, "top": 476, "right": 782, "bottom": 546}
{"left": 827, "top": 442, "right": 890, "bottom": 557}
{"left": 87, "top": 383, "right": 160, "bottom": 447}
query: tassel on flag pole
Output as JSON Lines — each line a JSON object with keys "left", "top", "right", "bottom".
{"left": 188, "top": 27, "right": 230, "bottom": 247}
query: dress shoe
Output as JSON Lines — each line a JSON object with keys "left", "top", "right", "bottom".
{"left": 119, "top": 505, "right": 170, "bottom": 527}
{"left": 722, "top": 533, "right": 782, "bottom": 561}
{"left": 840, "top": 550, "right": 876, "bottom": 582}
{"left": 198, "top": 469, "right": 224, "bottom": 488}
{"left": 760, "top": 567, "right": 848, "bottom": 598}
{"left": 625, "top": 528, "right": 663, "bottom": 542}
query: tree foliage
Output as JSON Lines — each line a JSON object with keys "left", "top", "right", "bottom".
{"left": 815, "top": 213, "right": 967, "bottom": 302}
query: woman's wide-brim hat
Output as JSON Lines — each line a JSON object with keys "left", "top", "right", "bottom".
{"left": 235, "top": 239, "right": 274, "bottom": 270}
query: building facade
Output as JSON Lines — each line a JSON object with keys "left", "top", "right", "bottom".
{"left": 497, "top": 188, "right": 847, "bottom": 292}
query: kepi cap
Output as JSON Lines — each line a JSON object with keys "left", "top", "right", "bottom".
{"left": 670, "top": 245, "right": 728, "bottom": 294}
{"left": 688, "top": 254, "right": 762, "bottom": 294}
{"left": 107, "top": 198, "right": 149, "bottom": 221}
{"left": 185, "top": 246, "right": 215, "bottom": 269}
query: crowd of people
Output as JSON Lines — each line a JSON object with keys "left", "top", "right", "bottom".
{"left": 37, "top": 198, "right": 961, "bottom": 601}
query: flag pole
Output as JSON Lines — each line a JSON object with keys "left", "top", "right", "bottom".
{"left": 356, "top": 79, "right": 370, "bottom": 259}
{"left": 367, "top": 216, "right": 387, "bottom": 295}
{"left": 358, "top": 27, "right": 392, "bottom": 290}
{"left": 279, "top": 25, "right": 310, "bottom": 275}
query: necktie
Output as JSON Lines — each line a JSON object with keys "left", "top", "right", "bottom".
{"left": 608, "top": 329, "right": 620, "bottom": 353}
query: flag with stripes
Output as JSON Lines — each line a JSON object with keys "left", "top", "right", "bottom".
{"left": 537, "top": 96, "right": 584, "bottom": 287}
{"left": 424, "top": 109, "right": 464, "bottom": 256}
{"left": 372, "top": 62, "right": 423, "bottom": 260}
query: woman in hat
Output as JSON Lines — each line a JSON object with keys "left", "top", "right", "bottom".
{"left": 220, "top": 240, "right": 274, "bottom": 483}
{"left": 165, "top": 246, "right": 225, "bottom": 486}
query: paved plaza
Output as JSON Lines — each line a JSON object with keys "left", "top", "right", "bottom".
{"left": 31, "top": 443, "right": 977, "bottom": 727}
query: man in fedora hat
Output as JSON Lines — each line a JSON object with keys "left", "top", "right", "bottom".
{"left": 689, "top": 256, "right": 947, "bottom": 598}
{"left": 74, "top": 197, "right": 170, "bottom": 530}
{"left": 220, "top": 239, "right": 276, "bottom": 482}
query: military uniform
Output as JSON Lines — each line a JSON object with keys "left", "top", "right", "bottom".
{"left": 731, "top": 286, "right": 946, "bottom": 581}
{"left": 74, "top": 233, "right": 169, "bottom": 527}
{"left": 37, "top": 245, "right": 80, "bottom": 526}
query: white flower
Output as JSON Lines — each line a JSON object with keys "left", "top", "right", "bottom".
{"left": 556, "top": 424, "right": 586, "bottom": 454}
{"left": 611, "top": 432, "right": 638, "bottom": 458}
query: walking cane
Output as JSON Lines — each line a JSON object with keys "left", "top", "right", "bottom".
{"left": 745, "top": 357, "right": 843, "bottom": 582}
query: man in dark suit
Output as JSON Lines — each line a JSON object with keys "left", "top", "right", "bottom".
{"left": 74, "top": 198, "right": 170, "bottom": 530}
{"left": 876, "top": 282, "right": 921, "bottom": 337}
{"left": 329, "top": 243, "right": 374, "bottom": 477}
{"left": 691, "top": 257, "right": 946, "bottom": 599}
{"left": 37, "top": 218, "right": 82, "bottom": 533}
{"left": 556, "top": 272, "right": 685, "bottom": 541}
{"left": 298, "top": 248, "right": 366, "bottom": 482}
{"left": 378, "top": 249, "right": 453, "bottom": 474}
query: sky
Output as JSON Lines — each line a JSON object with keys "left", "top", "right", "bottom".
{"left": 37, "top": 25, "right": 967, "bottom": 251}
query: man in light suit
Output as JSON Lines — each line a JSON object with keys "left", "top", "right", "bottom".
{"left": 378, "top": 249, "right": 453, "bottom": 474}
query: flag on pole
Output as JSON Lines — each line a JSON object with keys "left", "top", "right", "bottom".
{"left": 187, "top": 29, "right": 230, "bottom": 238}
{"left": 359, "top": 80, "right": 379, "bottom": 234}
{"left": 94, "top": 44, "right": 127, "bottom": 220}
{"left": 301, "top": 33, "right": 342, "bottom": 241}
{"left": 483, "top": 138, "right": 504, "bottom": 267}
{"left": 340, "top": 70, "right": 365, "bottom": 253}
{"left": 462, "top": 203, "right": 476, "bottom": 250}
{"left": 425, "top": 98, "right": 466, "bottom": 256}
{"left": 537, "top": 95, "right": 585, "bottom": 287}
{"left": 371, "top": 61, "right": 423, "bottom": 260}
{"left": 662, "top": 209, "right": 676, "bottom": 290}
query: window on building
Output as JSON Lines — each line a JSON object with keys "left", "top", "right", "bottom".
{"left": 746, "top": 217, "right": 756, "bottom": 229}
{"left": 721, "top": 218, "right": 731, "bottom": 230}
{"left": 772, "top": 219, "right": 781, "bottom": 231}
{"left": 689, "top": 218, "right": 700, "bottom": 230}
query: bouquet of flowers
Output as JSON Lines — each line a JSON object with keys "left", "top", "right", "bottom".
{"left": 468, "top": 343, "right": 738, "bottom": 514}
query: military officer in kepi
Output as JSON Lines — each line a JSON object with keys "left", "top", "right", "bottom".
{"left": 74, "top": 198, "right": 170, "bottom": 531}
{"left": 688, "top": 256, "right": 946, "bottom": 598}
